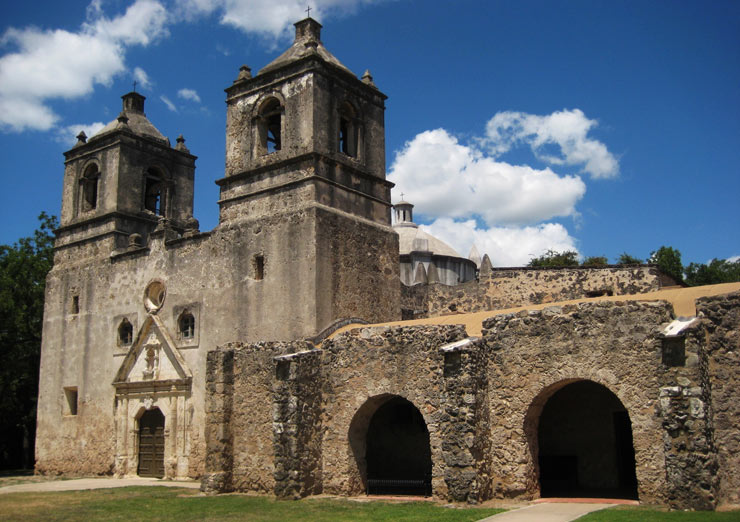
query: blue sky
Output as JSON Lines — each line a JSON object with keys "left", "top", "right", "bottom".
{"left": 1, "top": 0, "right": 738, "bottom": 267}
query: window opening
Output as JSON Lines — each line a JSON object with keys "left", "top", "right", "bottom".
{"left": 338, "top": 102, "right": 358, "bottom": 157}
{"left": 144, "top": 169, "right": 165, "bottom": 216}
{"left": 253, "top": 255, "right": 265, "bottom": 280}
{"left": 71, "top": 295, "right": 80, "bottom": 314}
{"left": 179, "top": 311, "right": 195, "bottom": 339}
{"left": 258, "top": 98, "right": 282, "bottom": 155}
{"left": 64, "top": 387, "right": 78, "bottom": 416}
{"left": 80, "top": 165, "right": 99, "bottom": 212}
{"left": 118, "top": 319, "right": 133, "bottom": 345}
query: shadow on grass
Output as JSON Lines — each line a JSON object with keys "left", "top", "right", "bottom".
{"left": 0, "top": 486, "right": 505, "bottom": 522}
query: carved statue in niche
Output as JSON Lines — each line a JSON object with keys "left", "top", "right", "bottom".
{"left": 142, "top": 334, "right": 160, "bottom": 380}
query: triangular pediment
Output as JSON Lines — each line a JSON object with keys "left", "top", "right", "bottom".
{"left": 114, "top": 314, "right": 192, "bottom": 385}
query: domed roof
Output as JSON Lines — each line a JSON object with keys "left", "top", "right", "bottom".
{"left": 91, "top": 92, "right": 168, "bottom": 145}
{"left": 258, "top": 18, "right": 355, "bottom": 77}
{"left": 393, "top": 198, "right": 462, "bottom": 258}
{"left": 395, "top": 225, "right": 462, "bottom": 258}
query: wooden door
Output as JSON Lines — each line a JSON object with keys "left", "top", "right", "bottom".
{"left": 138, "top": 408, "right": 165, "bottom": 478}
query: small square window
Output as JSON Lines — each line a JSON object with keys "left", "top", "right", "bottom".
{"left": 64, "top": 387, "right": 78, "bottom": 416}
{"left": 444, "top": 351, "right": 462, "bottom": 377}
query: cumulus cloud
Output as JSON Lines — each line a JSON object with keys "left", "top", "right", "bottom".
{"left": 133, "top": 67, "right": 152, "bottom": 89}
{"left": 0, "top": 0, "right": 168, "bottom": 132}
{"left": 55, "top": 121, "right": 106, "bottom": 145}
{"left": 389, "top": 110, "right": 618, "bottom": 266}
{"left": 176, "top": 0, "right": 386, "bottom": 40}
{"left": 177, "top": 88, "right": 201, "bottom": 103}
{"left": 388, "top": 129, "right": 586, "bottom": 226}
{"left": 160, "top": 95, "right": 177, "bottom": 112}
{"left": 484, "top": 109, "right": 619, "bottom": 179}
{"left": 421, "top": 218, "right": 578, "bottom": 268}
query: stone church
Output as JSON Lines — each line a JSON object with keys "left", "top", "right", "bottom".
{"left": 36, "top": 18, "right": 740, "bottom": 511}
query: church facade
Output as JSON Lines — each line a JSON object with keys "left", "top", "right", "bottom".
{"left": 35, "top": 18, "right": 740, "bottom": 511}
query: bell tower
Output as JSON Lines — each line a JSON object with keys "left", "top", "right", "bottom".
{"left": 57, "top": 92, "right": 197, "bottom": 259}
{"left": 217, "top": 17, "right": 400, "bottom": 330}
{"left": 219, "top": 17, "right": 391, "bottom": 225}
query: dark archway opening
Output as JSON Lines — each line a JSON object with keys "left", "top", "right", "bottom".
{"left": 365, "top": 396, "right": 432, "bottom": 496}
{"left": 138, "top": 408, "right": 165, "bottom": 478}
{"left": 537, "top": 381, "right": 638, "bottom": 499}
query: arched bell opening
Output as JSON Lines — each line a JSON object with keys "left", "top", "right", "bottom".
{"left": 526, "top": 380, "right": 638, "bottom": 500}
{"left": 348, "top": 394, "right": 432, "bottom": 496}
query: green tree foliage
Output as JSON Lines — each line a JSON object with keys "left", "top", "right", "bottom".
{"left": 527, "top": 249, "right": 579, "bottom": 268}
{"left": 685, "top": 258, "right": 740, "bottom": 287}
{"left": 0, "top": 213, "right": 57, "bottom": 469}
{"left": 581, "top": 256, "right": 608, "bottom": 267}
{"left": 649, "top": 246, "right": 684, "bottom": 284}
{"left": 617, "top": 253, "right": 643, "bottom": 265}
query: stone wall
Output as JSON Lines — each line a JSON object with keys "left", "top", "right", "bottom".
{"left": 402, "top": 266, "right": 666, "bottom": 319}
{"left": 201, "top": 295, "right": 739, "bottom": 509}
{"left": 697, "top": 292, "right": 740, "bottom": 508}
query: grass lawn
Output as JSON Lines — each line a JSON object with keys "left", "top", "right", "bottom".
{"left": 0, "top": 486, "right": 505, "bottom": 521}
{"left": 581, "top": 505, "right": 740, "bottom": 521}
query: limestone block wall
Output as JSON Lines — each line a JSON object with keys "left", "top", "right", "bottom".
{"left": 202, "top": 325, "right": 496, "bottom": 502}
{"left": 697, "top": 292, "right": 740, "bottom": 508}
{"left": 402, "top": 266, "right": 666, "bottom": 319}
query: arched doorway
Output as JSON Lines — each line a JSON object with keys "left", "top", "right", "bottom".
{"left": 535, "top": 380, "right": 637, "bottom": 499}
{"left": 138, "top": 408, "right": 165, "bottom": 478}
{"left": 349, "top": 395, "right": 432, "bottom": 496}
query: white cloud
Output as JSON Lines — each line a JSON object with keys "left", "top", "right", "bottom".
{"left": 727, "top": 255, "right": 740, "bottom": 263}
{"left": 176, "top": 0, "right": 386, "bottom": 40}
{"left": 177, "top": 88, "right": 201, "bottom": 103}
{"left": 421, "top": 218, "right": 578, "bottom": 267}
{"left": 0, "top": 0, "right": 168, "bottom": 132}
{"left": 484, "top": 109, "right": 619, "bottom": 179}
{"left": 133, "top": 67, "right": 152, "bottom": 89}
{"left": 388, "top": 129, "right": 586, "bottom": 226}
{"left": 55, "top": 121, "right": 106, "bottom": 145}
{"left": 389, "top": 110, "right": 618, "bottom": 266}
{"left": 160, "top": 95, "right": 177, "bottom": 112}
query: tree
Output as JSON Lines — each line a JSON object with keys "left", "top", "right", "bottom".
{"left": 649, "top": 246, "right": 683, "bottom": 284}
{"left": 527, "top": 250, "right": 579, "bottom": 268}
{"left": 685, "top": 258, "right": 740, "bottom": 287}
{"left": 0, "top": 213, "right": 57, "bottom": 469}
{"left": 581, "top": 256, "right": 608, "bottom": 267}
{"left": 617, "top": 253, "right": 642, "bottom": 265}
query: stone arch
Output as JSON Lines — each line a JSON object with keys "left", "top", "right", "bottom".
{"left": 337, "top": 99, "right": 362, "bottom": 158}
{"left": 78, "top": 162, "right": 100, "bottom": 213}
{"left": 348, "top": 393, "right": 432, "bottom": 496}
{"left": 143, "top": 166, "right": 169, "bottom": 216}
{"left": 253, "top": 93, "right": 285, "bottom": 155}
{"left": 524, "top": 379, "right": 638, "bottom": 500}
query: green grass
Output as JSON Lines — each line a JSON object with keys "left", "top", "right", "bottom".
{"left": 0, "top": 486, "right": 505, "bottom": 521}
{"left": 580, "top": 505, "right": 740, "bottom": 521}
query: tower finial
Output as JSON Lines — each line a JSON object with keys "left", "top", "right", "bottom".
{"left": 305, "top": 5, "right": 311, "bottom": 18}
{"left": 133, "top": 80, "right": 137, "bottom": 93}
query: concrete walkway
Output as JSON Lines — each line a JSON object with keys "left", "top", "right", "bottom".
{"left": 478, "top": 502, "right": 616, "bottom": 522}
{"left": 0, "top": 477, "right": 200, "bottom": 495}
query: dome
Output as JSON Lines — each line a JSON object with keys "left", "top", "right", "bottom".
{"left": 395, "top": 225, "right": 462, "bottom": 258}
{"left": 91, "top": 92, "right": 168, "bottom": 145}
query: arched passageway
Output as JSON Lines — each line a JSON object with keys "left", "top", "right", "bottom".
{"left": 349, "top": 395, "right": 432, "bottom": 496}
{"left": 536, "top": 380, "right": 638, "bottom": 499}
{"left": 138, "top": 408, "right": 165, "bottom": 478}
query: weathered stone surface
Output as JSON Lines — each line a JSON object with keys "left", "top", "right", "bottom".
{"left": 402, "top": 266, "right": 666, "bottom": 319}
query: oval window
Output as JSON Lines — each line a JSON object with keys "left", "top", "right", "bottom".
{"left": 144, "top": 281, "right": 166, "bottom": 312}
